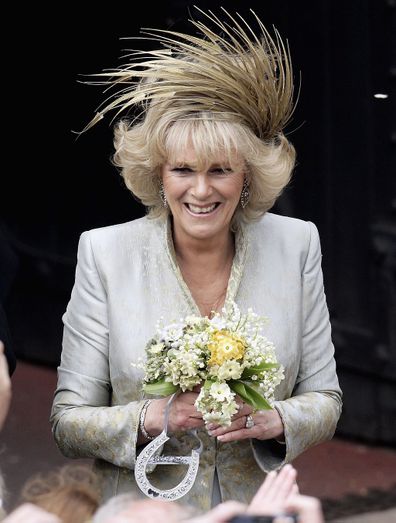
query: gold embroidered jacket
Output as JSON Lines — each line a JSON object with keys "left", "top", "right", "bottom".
{"left": 50, "top": 213, "right": 342, "bottom": 511}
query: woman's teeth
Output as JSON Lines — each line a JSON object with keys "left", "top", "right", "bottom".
{"left": 187, "top": 203, "right": 217, "bottom": 214}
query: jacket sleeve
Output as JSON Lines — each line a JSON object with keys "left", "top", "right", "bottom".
{"left": 50, "top": 231, "right": 148, "bottom": 469}
{"left": 252, "top": 221, "right": 343, "bottom": 471}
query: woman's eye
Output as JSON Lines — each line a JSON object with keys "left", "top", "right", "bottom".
{"left": 172, "top": 167, "right": 193, "bottom": 173}
{"left": 211, "top": 168, "right": 232, "bottom": 174}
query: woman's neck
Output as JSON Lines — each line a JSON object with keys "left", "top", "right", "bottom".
{"left": 172, "top": 226, "right": 235, "bottom": 273}
{"left": 172, "top": 224, "right": 235, "bottom": 317}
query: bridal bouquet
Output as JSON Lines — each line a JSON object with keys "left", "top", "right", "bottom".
{"left": 138, "top": 302, "right": 284, "bottom": 427}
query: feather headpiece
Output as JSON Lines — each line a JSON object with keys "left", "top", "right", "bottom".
{"left": 82, "top": 7, "right": 297, "bottom": 140}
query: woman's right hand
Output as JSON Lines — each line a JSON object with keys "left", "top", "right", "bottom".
{"left": 144, "top": 391, "right": 205, "bottom": 436}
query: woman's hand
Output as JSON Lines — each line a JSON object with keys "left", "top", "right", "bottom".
{"left": 144, "top": 391, "right": 205, "bottom": 436}
{"left": 207, "top": 405, "right": 284, "bottom": 443}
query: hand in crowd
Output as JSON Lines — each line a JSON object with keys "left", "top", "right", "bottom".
{"left": 186, "top": 465, "right": 324, "bottom": 523}
{"left": 247, "top": 463, "right": 298, "bottom": 515}
{"left": 186, "top": 501, "right": 248, "bottom": 523}
{"left": 0, "top": 341, "right": 11, "bottom": 431}
{"left": 3, "top": 503, "right": 61, "bottom": 523}
{"left": 284, "top": 494, "right": 324, "bottom": 523}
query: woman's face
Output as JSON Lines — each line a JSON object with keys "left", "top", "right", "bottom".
{"left": 161, "top": 144, "right": 245, "bottom": 244}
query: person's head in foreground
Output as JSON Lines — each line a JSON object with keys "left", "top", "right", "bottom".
{"left": 93, "top": 493, "right": 192, "bottom": 523}
{"left": 18, "top": 464, "right": 100, "bottom": 523}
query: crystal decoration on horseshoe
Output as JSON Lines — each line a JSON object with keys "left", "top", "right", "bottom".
{"left": 134, "top": 393, "right": 203, "bottom": 501}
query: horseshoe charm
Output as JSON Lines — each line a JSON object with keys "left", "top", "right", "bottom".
{"left": 134, "top": 393, "right": 203, "bottom": 501}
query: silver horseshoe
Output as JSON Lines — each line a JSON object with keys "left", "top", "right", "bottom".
{"left": 134, "top": 392, "right": 203, "bottom": 501}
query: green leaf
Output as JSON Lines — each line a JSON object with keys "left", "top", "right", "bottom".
{"left": 203, "top": 379, "right": 215, "bottom": 390}
{"left": 241, "top": 362, "right": 279, "bottom": 379}
{"left": 229, "top": 380, "right": 272, "bottom": 410}
{"left": 143, "top": 380, "right": 179, "bottom": 396}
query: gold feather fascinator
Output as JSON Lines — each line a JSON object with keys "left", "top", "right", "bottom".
{"left": 81, "top": 7, "right": 298, "bottom": 140}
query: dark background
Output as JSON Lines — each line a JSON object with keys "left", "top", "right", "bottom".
{"left": 1, "top": 0, "right": 395, "bottom": 444}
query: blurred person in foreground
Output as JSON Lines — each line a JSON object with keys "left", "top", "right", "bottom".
{"left": 2, "top": 504, "right": 61, "bottom": 523}
{"left": 92, "top": 465, "right": 324, "bottom": 523}
{"left": 0, "top": 307, "right": 16, "bottom": 377}
{"left": 0, "top": 341, "right": 11, "bottom": 520}
{"left": 2, "top": 464, "right": 100, "bottom": 523}
{"left": 18, "top": 464, "right": 99, "bottom": 523}
{"left": 0, "top": 342, "right": 11, "bottom": 431}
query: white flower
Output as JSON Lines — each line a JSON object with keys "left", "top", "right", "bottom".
{"left": 222, "top": 399, "right": 239, "bottom": 417}
{"left": 203, "top": 411, "right": 223, "bottom": 424}
{"left": 209, "top": 382, "right": 232, "bottom": 402}
{"left": 161, "top": 323, "right": 184, "bottom": 342}
{"left": 148, "top": 342, "right": 165, "bottom": 355}
{"left": 217, "top": 360, "right": 242, "bottom": 380}
{"left": 185, "top": 315, "right": 203, "bottom": 326}
{"left": 209, "top": 315, "right": 228, "bottom": 330}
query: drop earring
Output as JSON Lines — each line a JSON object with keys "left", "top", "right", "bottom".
{"left": 240, "top": 178, "right": 250, "bottom": 208}
{"left": 159, "top": 180, "right": 167, "bottom": 207}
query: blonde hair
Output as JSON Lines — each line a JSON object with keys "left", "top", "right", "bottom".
{"left": 80, "top": 8, "right": 297, "bottom": 226}
{"left": 113, "top": 110, "right": 295, "bottom": 227}
{"left": 20, "top": 464, "right": 100, "bottom": 523}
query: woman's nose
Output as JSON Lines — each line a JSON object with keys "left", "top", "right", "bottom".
{"left": 191, "top": 173, "right": 213, "bottom": 200}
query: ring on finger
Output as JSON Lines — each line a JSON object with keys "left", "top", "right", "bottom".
{"left": 245, "top": 414, "right": 255, "bottom": 429}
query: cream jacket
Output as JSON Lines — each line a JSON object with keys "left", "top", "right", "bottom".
{"left": 50, "top": 212, "right": 342, "bottom": 511}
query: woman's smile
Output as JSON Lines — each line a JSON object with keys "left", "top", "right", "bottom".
{"left": 184, "top": 202, "right": 221, "bottom": 216}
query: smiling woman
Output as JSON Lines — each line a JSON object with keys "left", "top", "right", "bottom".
{"left": 51, "top": 7, "right": 342, "bottom": 512}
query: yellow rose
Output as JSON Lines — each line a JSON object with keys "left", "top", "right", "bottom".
{"left": 208, "top": 330, "right": 246, "bottom": 366}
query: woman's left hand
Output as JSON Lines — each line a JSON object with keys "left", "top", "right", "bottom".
{"left": 207, "top": 406, "right": 284, "bottom": 443}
